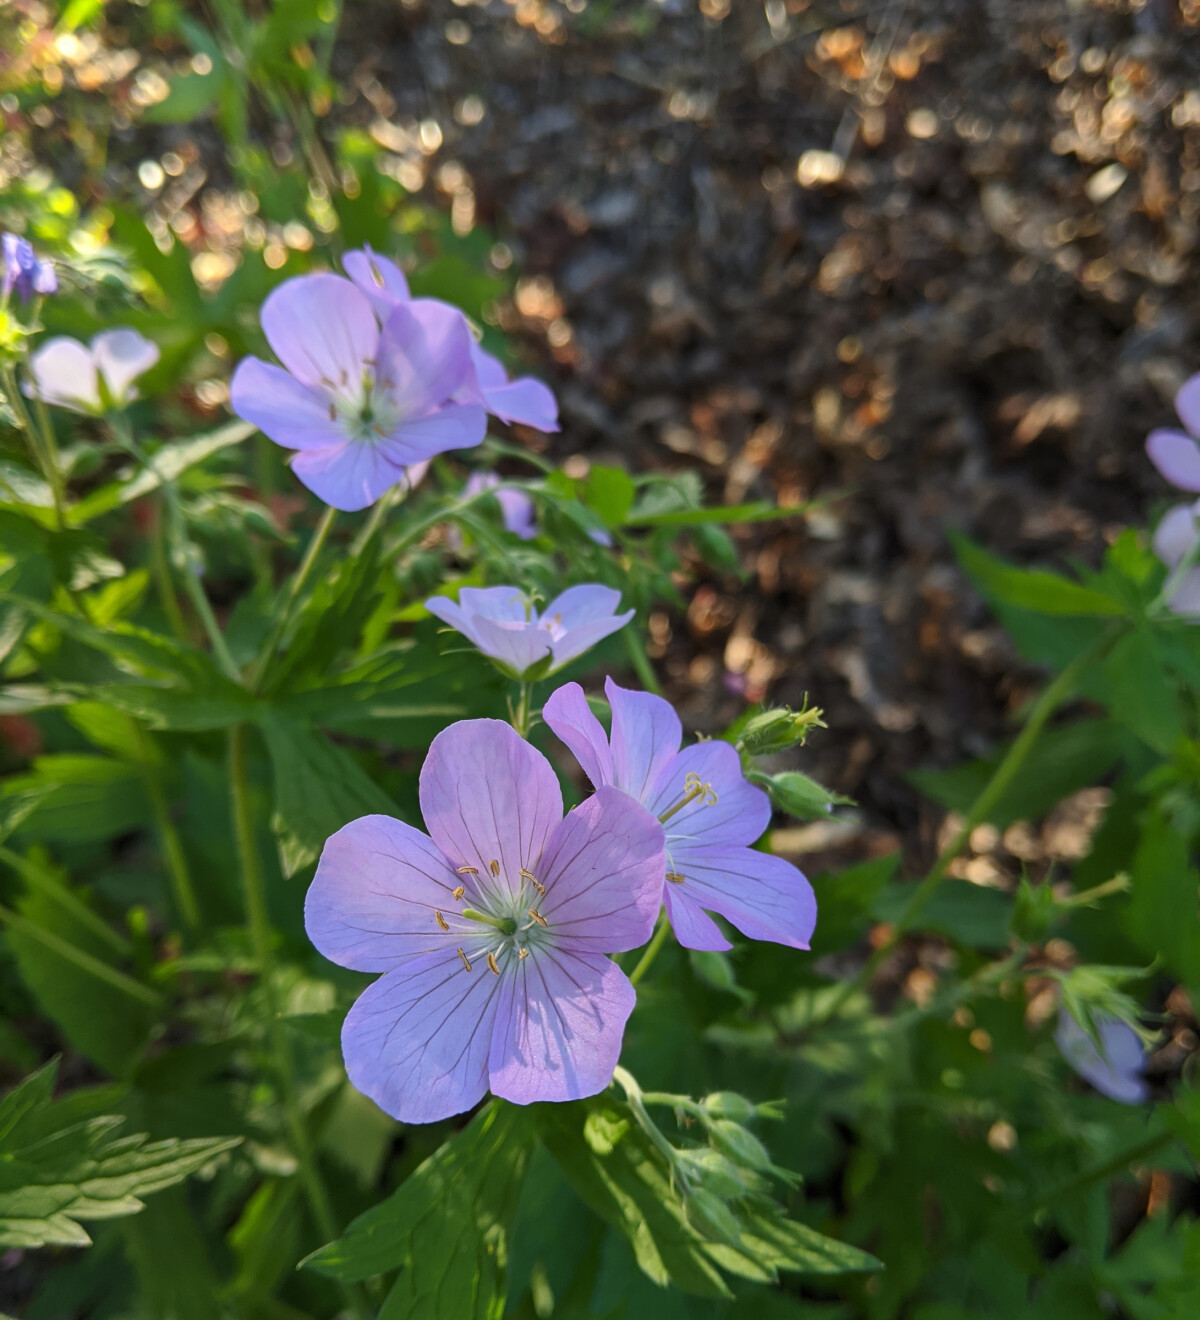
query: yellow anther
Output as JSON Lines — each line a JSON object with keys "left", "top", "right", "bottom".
{"left": 453, "top": 885, "right": 466, "bottom": 901}
{"left": 486, "top": 952, "right": 500, "bottom": 975}
{"left": 456, "top": 865, "right": 477, "bottom": 874}
{"left": 489, "top": 859, "right": 501, "bottom": 877}
{"left": 528, "top": 907, "right": 547, "bottom": 927}
{"left": 457, "top": 947, "right": 473, "bottom": 972}
{"left": 518, "top": 948, "right": 529, "bottom": 960}
{"left": 685, "top": 771, "right": 702, "bottom": 790}
{"left": 665, "top": 872, "right": 686, "bottom": 885}
{"left": 520, "top": 868, "right": 536, "bottom": 881}
{"left": 435, "top": 911, "right": 449, "bottom": 930}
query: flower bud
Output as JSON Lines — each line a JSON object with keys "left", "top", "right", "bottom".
{"left": 756, "top": 770, "right": 849, "bottom": 820}
{"left": 1011, "top": 875, "right": 1059, "bottom": 943}
{"left": 737, "top": 705, "right": 825, "bottom": 756}
{"left": 707, "top": 1119, "right": 771, "bottom": 1172}
{"left": 700, "top": 1091, "right": 757, "bottom": 1123}
{"left": 676, "top": 1148, "right": 746, "bottom": 1200}
{"left": 684, "top": 1188, "right": 744, "bottom": 1246}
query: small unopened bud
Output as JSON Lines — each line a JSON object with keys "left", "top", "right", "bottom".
{"left": 1011, "top": 875, "right": 1059, "bottom": 943}
{"left": 700, "top": 1091, "right": 757, "bottom": 1123}
{"left": 676, "top": 1149, "right": 746, "bottom": 1199}
{"left": 685, "top": 1188, "right": 744, "bottom": 1245}
{"left": 707, "top": 1119, "right": 771, "bottom": 1172}
{"left": 737, "top": 704, "right": 825, "bottom": 756}
{"left": 755, "top": 770, "right": 849, "bottom": 820}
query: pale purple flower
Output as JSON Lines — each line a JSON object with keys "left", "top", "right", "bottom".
{"left": 25, "top": 329, "right": 158, "bottom": 414}
{"left": 344, "top": 246, "right": 559, "bottom": 433}
{"left": 543, "top": 678, "right": 817, "bottom": 953}
{"left": 465, "top": 471, "right": 537, "bottom": 540}
{"left": 1055, "top": 1010, "right": 1148, "bottom": 1104}
{"left": 1153, "top": 500, "right": 1200, "bottom": 616}
{"left": 229, "top": 273, "right": 486, "bottom": 512}
{"left": 304, "top": 718, "right": 665, "bottom": 1123}
{"left": 425, "top": 585, "right": 633, "bottom": 679}
{"left": 2, "top": 234, "right": 56, "bottom": 302}
{"left": 1147, "top": 373, "right": 1200, "bottom": 491}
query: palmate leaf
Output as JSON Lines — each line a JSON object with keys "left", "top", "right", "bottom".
{"left": 0, "top": 1061, "right": 239, "bottom": 1249}
{"left": 305, "top": 1101, "right": 534, "bottom": 1320}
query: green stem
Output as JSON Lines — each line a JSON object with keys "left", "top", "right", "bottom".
{"left": 629, "top": 911, "right": 671, "bottom": 987}
{"left": 612, "top": 1065, "right": 679, "bottom": 1166}
{"left": 512, "top": 682, "right": 533, "bottom": 736}
{"left": 5, "top": 360, "right": 66, "bottom": 530}
{"left": 623, "top": 627, "right": 662, "bottom": 695}
{"left": 21, "top": 350, "right": 67, "bottom": 530}
{"left": 227, "top": 726, "right": 368, "bottom": 1319}
{"left": 0, "top": 844, "right": 131, "bottom": 958}
{"left": 0, "top": 901, "right": 161, "bottom": 1007}
{"left": 144, "top": 775, "right": 201, "bottom": 939}
{"left": 251, "top": 505, "right": 337, "bottom": 692}
{"left": 149, "top": 495, "right": 190, "bottom": 643}
{"left": 819, "top": 622, "right": 1127, "bottom": 1026}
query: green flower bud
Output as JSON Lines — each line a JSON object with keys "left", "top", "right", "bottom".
{"left": 676, "top": 1148, "right": 747, "bottom": 1200}
{"left": 1010, "top": 875, "right": 1059, "bottom": 943}
{"left": 737, "top": 705, "right": 825, "bottom": 756}
{"left": 707, "top": 1119, "right": 772, "bottom": 1172}
{"left": 684, "top": 1188, "right": 744, "bottom": 1246}
{"left": 700, "top": 1091, "right": 757, "bottom": 1123}
{"left": 755, "top": 770, "right": 850, "bottom": 820}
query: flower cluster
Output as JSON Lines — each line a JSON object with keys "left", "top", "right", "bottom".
{"left": 307, "top": 682, "right": 818, "bottom": 1122}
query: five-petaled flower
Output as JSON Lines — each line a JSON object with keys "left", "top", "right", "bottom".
{"left": 425, "top": 585, "right": 633, "bottom": 679}
{"left": 305, "top": 719, "right": 665, "bottom": 1123}
{"left": 229, "top": 273, "right": 486, "bottom": 511}
{"left": 1055, "top": 1010, "right": 1148, "bottom": 1105}
{"left": 543, "top": 677, "right": 817, "bottom": 952}
{"left": 344, "top": 246, "right": 560, "bottom": 433}
{"left": 1146, "top": 372, "right": 1200, "bottom": 493}
{"left": 26, "top": 329, "right": 159, "bottom": 415}
{"left": 2, "top": 234, "right": 56, "bottom": 303}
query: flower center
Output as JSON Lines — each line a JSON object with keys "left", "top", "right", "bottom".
{"left": 326, "top": 366, "right": 404, "bottom": 443}
{"left": 445, "top": 860, "right": 551, "bottom": 975}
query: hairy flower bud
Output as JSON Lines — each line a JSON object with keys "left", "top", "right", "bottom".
{"left": 700, "top": 1091, "right": 757, "bottom": 1123}
{"left": 676, "top": 1149, "right": 747, "bottom": 1199}
{"left": 737, "top": 705, "right": 825, "bottom": 756}
{"left": 707, "top": 1119, "right": 771, "bottom": 1172}
{"left": 684, "top": 1187, "right": 744, "bottom": 1246}
{"left": 754, "top": 770, "right": 850, "bottom": 820}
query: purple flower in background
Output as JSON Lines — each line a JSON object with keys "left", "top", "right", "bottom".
{"left": 1147, "top": 373, "right": 1200, "bottom": 491}
{"left": 2, "top": 234, "right": 56, "bottom": 302}
{"left": 543, "top": 678, "right": 817, "bottom": 953}
{"left": 1153, "top": 501, "right": 1200, "bottom": 616}
{"left": 230, "top": 273, "right": 486, "bottom": 511}
{"left": 26, "top": 329, "right": 158, "bottom": 414}
{"left": 465, "top": 471, "right": 537, "bottom": 540}
{"left": 344, "top": 246, "right": 560, "bottom": 433}
{"left": 305, "top": 719, "right": 665, "bottom": 1122}
{"left": 425, "top": 585, "right": 633, "bottom": 678}
{"left": 1055, "top": 1010, "right": 1148, "bottom": 1104}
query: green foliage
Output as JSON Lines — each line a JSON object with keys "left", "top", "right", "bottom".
{"left": 0, "top": 1060, "right": 238, "bottom": 1248}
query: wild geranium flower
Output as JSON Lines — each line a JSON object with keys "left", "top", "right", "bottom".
{"left": 425, "top": 585, "right": 633, "bottom": 679}
{"left": 26, "top": 329, "right": 158, "bottom": 414}
{"left": 344, "top": 246, "right": 560, "bottom": 433}
{"left": 1147, "top": 373, "right": 1200, "bottom": 491}
{"left": 304, "top": 719, "right": 665, "bottom": 1123}
{"left": 1153, "top": 500, "right": 1200, "bottom": 616}
{"left": 2, "top": 234, "right": 56, "bottom": 302}
{"left": 543, "top": 678, "right": 817, "bottom": 952}
{"left": 229, "top": 273, "right": 486, "bottom": 512}
{"left": 465, "top": 471, "right": 537, "bottom": 540}
{"left": 1055, "top": 1010, "right": 1148, "bottom": 1105}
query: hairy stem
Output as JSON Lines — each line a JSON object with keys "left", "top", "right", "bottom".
{"left": 144, "top": 774, "right": 201, "bottom": 939}
{"left": 629, "top": 911, "right": 671, "bottom": 987}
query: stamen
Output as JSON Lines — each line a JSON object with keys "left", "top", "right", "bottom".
{"left": 486, "top": 952, "right": 500, "bottom": 975}
{"left": 518, "top": 948, "right": 529, "bottom": 960}
{"left": 519, "top": 868, "right": 536, "bottom": 881}
{"left": 666, "top": 872, "right": 686, "bottom": 884}
{"left": 456, "top": 865, "right": 478, "bottom": 874}
{"left": 658, "top": 774, "right": 718, "bottom": 824}
{"left": 489, "top": 859, "right": 500, "bottom": 877}
{"left": 369, "top": 260, "right": 385, "bottom": 287}
{"left": 452, "top": 885, "right": 466, "bottom": 901}
{"left": 457, "top": 947, "right": 473, "bottom": 972}
{"left": 435, "top": 911, "right": 449, "bottom": 930}
{"left": 328, "top": 403, "right": 336, "bottom": 421}
{"left": 528, "top": 907, "right": 547, "bottom": 927}
{"left": 532, "top": 879, "right": 546, "bottom": 895}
